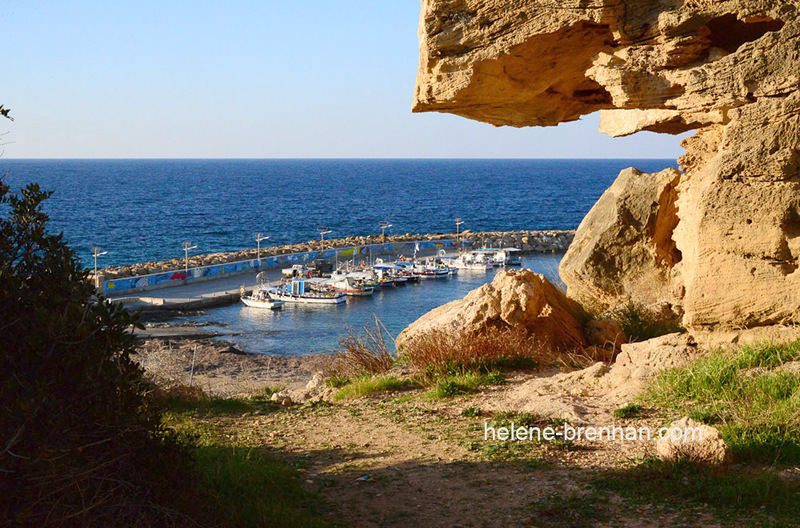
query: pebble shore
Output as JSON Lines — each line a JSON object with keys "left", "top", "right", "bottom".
{"left": 96, "top": 230, "right": 575, "bottom": 282}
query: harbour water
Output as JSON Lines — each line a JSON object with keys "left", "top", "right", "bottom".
{"left": 157, "top": 253, "right": 563, "bottom": 356}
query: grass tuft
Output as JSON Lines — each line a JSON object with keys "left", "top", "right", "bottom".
{"left": 613, "top": 403, "right": 644, "bottom": 420}
{"left": 644, "top": 340, "right": 800, "bottom": 464}
{"left": 331, "top": 318, "right": 395, "bottom": 377}
{"left": 333, "top": 375, "right": 419, "bottom": 401}
{"left": 604, "top": 300, "right": 682, "bottom": 342}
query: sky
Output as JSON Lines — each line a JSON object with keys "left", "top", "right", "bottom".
{"left": 2, "top": 1, "right": 687, "bottom": 159}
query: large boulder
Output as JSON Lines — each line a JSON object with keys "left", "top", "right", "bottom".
{"left": 560, "top": 167, "right": 682, "bottom": 310}
{"left": 396, "top": 269, "right": 587, "bottom": 351}
{"left": 413, "top": 0, "right": 800, "bottom": 330}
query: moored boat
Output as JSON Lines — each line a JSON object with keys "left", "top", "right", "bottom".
{"left": 241, "top": 287, "right": 285, "bottom": 310}
{"left": 268, "top": 279, "right": 347, "bottom": 304}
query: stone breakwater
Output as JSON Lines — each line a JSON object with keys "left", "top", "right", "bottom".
{"left": 94, "top": 230, "right": 574, "bottom": 282}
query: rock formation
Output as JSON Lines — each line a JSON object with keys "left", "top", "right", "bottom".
{"left": 414, "top": 0, "right": 800, "bottom": 330}
{"left": 396, "top": 269, "right": 587, "bottom": 351}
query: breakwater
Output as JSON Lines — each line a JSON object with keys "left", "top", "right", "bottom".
{"left": 97, "top": 230, "right": 574, "bottom": 295}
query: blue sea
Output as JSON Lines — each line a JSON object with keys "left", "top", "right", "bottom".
{"left": 2, "top": 159, "right": 677, "bottom": 354}
{"left": 1, "top": 159, "right": 676, "bottom": 269}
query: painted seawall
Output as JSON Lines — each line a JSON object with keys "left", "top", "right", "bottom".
{"left": 103, "top": 239, "right": 462, "bottom": 296}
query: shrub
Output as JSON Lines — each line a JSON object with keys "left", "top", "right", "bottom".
{"left": 330, "top": 317, "right": 394, "bottom": 377}
{"left": 402, "top": 325, "right": 563, "bottom": 376}
{"left": 0, "top": 181, "right": 188, "bottom": 526}
{"left": 605, "top": 300, "right": 682, "bottom": 342}
{"left": 333, "top": 375, "right": 419, "bottom": 401}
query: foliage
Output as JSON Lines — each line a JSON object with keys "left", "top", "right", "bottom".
{"left": 331, "top": 317, "right": 395, "bottom": 377}
{"left": 0, "top": 181, "right": 187, "bottom": 526}
{"left": 644, "top": 340, "right": 800, "bottom": 464}
{"left": 333, "top": 375, "right": 419, "bottom": 401}
{"left": 605, "top": 300, "right": 682, "bottom": 342}
{"left": 403, "top": 325, "right": 560, "bottom": 376}
{"left": 613, "top": 403, "right": 644, "bottom": 419}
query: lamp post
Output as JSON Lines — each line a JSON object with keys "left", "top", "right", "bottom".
{"left": 182, "top": 241, "right": 197, "bottom": 274}
{"left": 91, "top": 247, "right": 107, "bottom": 289}
{"left": 379, "top": 221, "right": 392, "bottom": 243}
{"left": 318, "top": 227, "right": 332, "bottom": 251}
{"left": 255, "top": 232, "right": 269, "bottom": 262}
{"left": 455, "top": 218, "right": 464, "bottom": 252}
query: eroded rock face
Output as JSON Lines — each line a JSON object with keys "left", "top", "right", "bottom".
{"left": 396, "top": 269, "right": 587, "bottom": 351}
{"left": 414, "top": 1, "right": 800, "bottom": 329}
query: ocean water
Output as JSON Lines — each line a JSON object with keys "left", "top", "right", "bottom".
{"left": 0, "top": 159, "right": 677, "bottom": 269}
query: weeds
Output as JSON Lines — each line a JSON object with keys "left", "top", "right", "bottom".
{"left": 613, "top": 403, "right": 644, "bottom": 420}
{"left": 604, "top": 300, "right": 682, "bottom": 342}
{"left": 428, "top": 371, "right": 505, "bottom": 398}
{"left": 402, "top": 326, "right": 559, "bottom": 376}
{"left": 644, "top": 340, "right": 800, "bottom": 464}
{"left": 330, "top": 317, "right": 395, "bottom": 377}
{"left": 333, "top": 375, "right": 419, "bottom": 401}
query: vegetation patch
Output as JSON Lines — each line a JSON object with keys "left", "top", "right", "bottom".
{"left": 427, "top": 371, "right": 506, "bottom": 398}
{"left": 644, "top": 340, "right": 800, "bottom": 464}
{"left": 613, "top": 403, "right": 644, "bottom": 420}
{"left": 604, "top": 300, "right": 682, "bottom": 342}
{"left": 594, "top": 459, "right": 800, "bottom": 525}
{"left": 330, "top": 318, "right": 395, "bottom": 378}
{"left": 333, "top": 375, "right": 420, "bottom": 401}
{"left": 402, "top": 326, "right": 561, "bottom": 376}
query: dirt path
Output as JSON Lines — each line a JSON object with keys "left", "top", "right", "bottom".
{"left": 199, "top": 391, "right": 720, "bottom": 528}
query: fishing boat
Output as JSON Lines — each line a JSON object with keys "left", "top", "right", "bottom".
{"left": 325, "top": 272, "right": 375, "bottom": 296}
{"left": 268, "top": 279, "right": 346, "bottom": 305}
{"left": 240, "top": 287, "right": 285, "bottom": 310}
{"left": 494, "top": 248, "right": 523, "bottom": 266}
{"left": 451, "top": 252, "right": 493, "bottom": 271}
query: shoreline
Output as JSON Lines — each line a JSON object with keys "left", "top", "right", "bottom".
{"left": 95, "top": 229, "right": 575, "bottom": 283}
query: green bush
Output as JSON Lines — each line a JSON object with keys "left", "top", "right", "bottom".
{"left": 0, "top": 182, "right": 188, "bottom": 526}
{"left": 606, "top": 300, "right": 682, "bottom": 342}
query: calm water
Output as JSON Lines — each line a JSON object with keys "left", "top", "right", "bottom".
{"left": 1, "top": 159, "right": 676, "bottom": 268}
{"left": 166, "top": 253, "right": 564, "bottom": 356}
{"left": 2, "top": 158, "right": 677, "bottom": 355}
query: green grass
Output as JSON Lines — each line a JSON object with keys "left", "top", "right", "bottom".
{"left": 427, "top": 371, "right": 506, "bottom": 398}
{"left": 194, "top": 447, "right": 337, "bottom": 528}
{"left": 333, "top": 375, "right": 420, "bottom": 401}
{"left": 613, "top": 403, "right": 644, "bottom": 419}
{"left": 325, "top": 375, "right": 350, "bottom": 388}
{"left": 644, "top": 340, "right": 800, "bottom": 465}
{"left": 461, "top": 406, "right": 482, "bottom": 417}
{"left": 594, "top": 459, "right": 800, "bottom": 525}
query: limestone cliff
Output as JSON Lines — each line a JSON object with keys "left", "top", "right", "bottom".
{"left": 414, "top": 0, "right": 799, "bottom": 329}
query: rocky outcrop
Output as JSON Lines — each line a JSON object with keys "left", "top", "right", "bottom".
{"left": 561, "top": 167, "right": 682, "bottom": 310}
{"left": 396, "top": 269, "right": 587, "bottom": 351}
{"left": 414, "top": 1, "right": 800, "bottom": 330}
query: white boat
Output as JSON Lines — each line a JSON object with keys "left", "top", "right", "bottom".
{"left": 325, "top": 272, "right": 375, "bottom": 296}
{"left": 451, "top": 252, "right": 493, "bottom": 271}
{"left": 269, "top": 279, "right": 347, "bottom": 305}
{"left": 241, "top": 287, "right": 285, "bottom": 310}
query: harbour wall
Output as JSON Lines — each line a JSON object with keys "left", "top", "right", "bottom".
{"left": 99, "top": 230, "right": 574, "bottom": 296}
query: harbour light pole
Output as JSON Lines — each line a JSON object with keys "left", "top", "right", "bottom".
{"left": 455, "top": 218, "right": 464, "bottom": 252}
{"left": 255, "top": 232, "right": 269, "bottom": 261}
{"left": 91, "top": 247, "right": 107, "bottom": 289}
{"left": 182, "top": 241, "right": 197, "bottom": 274}
{"left": 379, "top": 221, "right": 392, "bottom": 243}
{"left": 318, "top": 227, "right": 332, "bottom": 251}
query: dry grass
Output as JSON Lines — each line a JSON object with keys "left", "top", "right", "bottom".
{"left": 402, "top": 325, "right": 586, "bottom": 377}
{"left": 329, "top": 317, "right": 395, "bottom": 378}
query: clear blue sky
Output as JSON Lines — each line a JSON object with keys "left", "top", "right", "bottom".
{"left": 2, "top": 1, "right": 686, "bottom": 159}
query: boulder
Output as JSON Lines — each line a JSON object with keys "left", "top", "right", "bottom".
{"left": 656, "top": 417, "right": 733, "bottom": 466}
{"left": 413, "top": 0, "right": 800, "bottom": 330}
{"left": 397, "top": 269, "right": 587, "bottom": 351}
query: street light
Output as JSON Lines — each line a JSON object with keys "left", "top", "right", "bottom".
{"left": 318, "top": 227, "right": 332, "bottom": 250}
{"left": 455, "top": 218, "right": 464, "bottom": 251}
{"left": 182, "top": 241, "right": 197, "bottom": 273}
{"left": 255, "top": 232, "right": 269, "bottom": 261}
{"left": 379, "top": 221, "right": 392, "bottom": 243}
{"left": 91, "top": 247, "right": 107, "bottom": 289}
